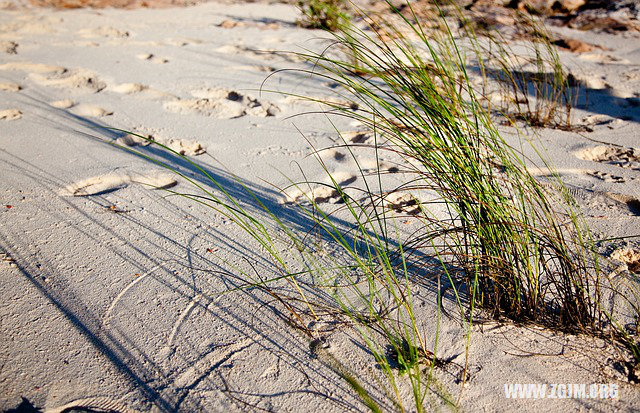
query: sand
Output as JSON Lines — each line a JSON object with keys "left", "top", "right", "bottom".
{"left": 1, "top": 0, "right": 639, "bottom": 411}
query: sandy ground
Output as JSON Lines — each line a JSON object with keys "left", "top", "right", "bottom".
{"left": 1, "top": 1, "right": 640, "bottom": 412}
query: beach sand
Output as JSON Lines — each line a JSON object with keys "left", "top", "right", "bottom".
{"left": 1, "top": 0, "right": 639, "bottom": 411}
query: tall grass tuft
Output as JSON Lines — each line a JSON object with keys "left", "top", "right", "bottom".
{"left": 293, "top": 0, "right": 600, "bottom": 330}
{"left": 467, "top": 11, "right": 576, "bottom": 128}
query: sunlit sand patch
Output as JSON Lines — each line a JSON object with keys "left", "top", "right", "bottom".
{"left": 0, "top": 109, "right": 21, "bottom": 120}
{"left": 579, "top": 53, "right": 630, "bottom": 65}
{"left": 0, "top": 40, "right": 17, "bottom": 54}
{"left": 611, "top": 248, "right": 640, "bottom": 273}
{"left": 110, "top": 82, "right": 147, "bottom": 94}
{"left": 569, "top": 72, "right": 607, "bottom": 89}
{"left": 383, "top": 192, "right": 423, "bottom": 215}
{"left": 50, "top": 99, "right": 75, "bottom": 109}
{"left": 0, "top": 82, "right": 21, "bottom": 92}
{"left": 0, "top": 61, "right": 64, "bottom": 74}
{"left": 71, "top": 104, "right": 112, "bottom": 117}
{"left": 108, "top": 83, "right": 172, "bottom": 99}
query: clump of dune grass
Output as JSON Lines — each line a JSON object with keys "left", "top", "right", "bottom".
{"left": 298, "top": 0, "right": 638, "bottom": 372}
{"left": 467, "top": 10, "right": 576, "bottom": 128}
{"left": 295, "top": 0, "right": 600, "bottom": 329}
{"left": 297, "top": 0, "right": 350, "bottom": 31}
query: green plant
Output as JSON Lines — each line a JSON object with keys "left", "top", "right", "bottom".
{"left": 466, "top": 9, "right": 576, "bottom": 128}
{"left": 297, "top": 0, "right": 349, "bottom": 31}
{"left": 296, "top": 1, "right": 599, "bottom": 328}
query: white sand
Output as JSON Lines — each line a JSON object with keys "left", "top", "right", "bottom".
{"left": 1, "top": 1, "right": 639, "bottom": 412}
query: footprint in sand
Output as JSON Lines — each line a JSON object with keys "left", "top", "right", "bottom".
{"left": 137, "top": 53, "right": 168, "bottom": 64}
{"left": 217, "top": 19, "right": 249, "bottom": 29}
{"left": 360, "top": 158, "right": 400, "bottom": 173}
{"left": 610, "top": 248, "right": 640, "bottom": 273}
{"left": 319, "top": 147, "right": 347, "bottom": 162}
{"left": 115, "top": 133, "right": 152, "bottom": 147}
{"left": 280, "top": 95, "right": 359, "bottom": 111}
{"left": 115, "top": 132, "right": 206, "bottom": 156}
{"left": 164, "top": 88, "right": 279, "bottom": 119}
{"left": 0, "top": 41, "right": 17, "bottom": 54}
{"left": 578, "top": 53, "right": 630, "bottom": 65}
{"left": 281, "top": 172, "right": 357, "bottom": 204}
{"left": 50, "top": 99, "right": 75, "bottom": 109}
{"left": 343, "top": 131, "right": 376, "bottom": 145}
{"left": 78, "top": 26, "right": 130, "bottom": 39}
{"left": 230, "top": 64, "right": 276, "bottom": 73}
{"left": 164, "top": 37, "right": 202, "bottom": 47}
{"left": 576, "top": 145, "right": 640, "bottom": 170}
{"left": 215, "top": 44, "right": 303, "bottom": 63}
{"left": 162, "top": 139, "right": 206, "bottom": 156}
{"left": 71, "top": 104, "right": 112, "bottom": 117}
{"left": 0, "top": 62, "right": 64, "bottom": 74}
{"left": 30, "top": 68, "right": 106, "bottom": 94}
{"left": 0, "top": 82, "right": 21, "bottom": 92}
{"left": 0, "top": 109, "right": 22, "bottom": 121}
{"left": 384, "top": 192, "right": 422, "bottom": 215}
{"left": 110, "top": 83, "right": 147, "bottom": 94}
{"left": 217, "top": 19, "right": 281, "bottom": 30}
{"left": 62, "top": 171, "right": 177, "bottom": 196}
{"left": 580, "top": 115, "right": 627, "bottom": 130}
{"left": 543, "top": 181, "right": 640, "bottom": 216}
{"left": 587, "top": 170, "right": 625, "bottom": 183}
{"left": 108, "top": 83, "right": 173, "bottom": 99}
{"left": 47, "top": 100, "right": 105, "bottom": 117}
